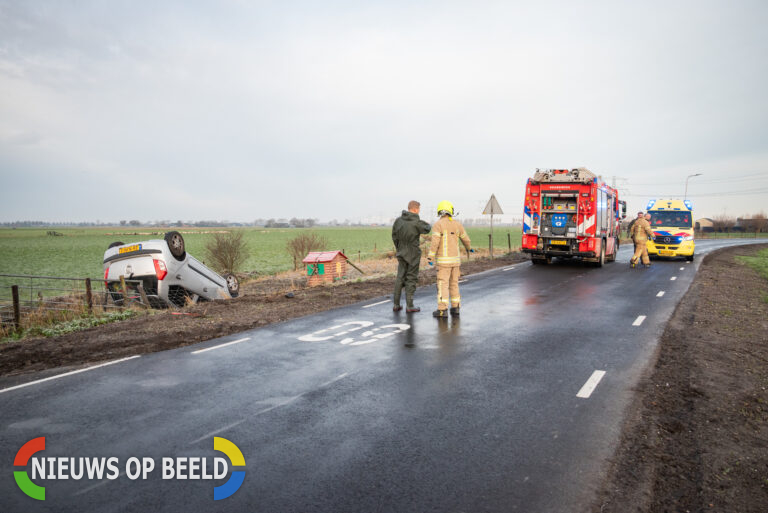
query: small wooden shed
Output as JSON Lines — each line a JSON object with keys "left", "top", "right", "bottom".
{"left": 302, "top": 251, "right": 348, "bottom": 286}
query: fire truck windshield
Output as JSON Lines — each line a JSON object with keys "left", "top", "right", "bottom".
{"left": 648, "top": 211, "right": 692, "bottom": 228}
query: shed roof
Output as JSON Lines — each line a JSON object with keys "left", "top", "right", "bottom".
{"left": 302, "top": 251, "right": 348, "bottom": 263}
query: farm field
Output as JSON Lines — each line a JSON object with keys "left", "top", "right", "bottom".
{"left": 0, "top": 226, "right": 522, "bottom": 279}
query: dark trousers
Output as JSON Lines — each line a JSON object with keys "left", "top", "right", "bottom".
{"left": 394, "top": 257, "right": 419, "bottom": 307}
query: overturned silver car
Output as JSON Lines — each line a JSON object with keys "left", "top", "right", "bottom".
{"left": 103, "top": 231, "right": 239, "bottom": 308}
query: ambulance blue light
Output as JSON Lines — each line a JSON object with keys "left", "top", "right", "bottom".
{"left": 646, "top": 199, "right": 656, "bottom": 210}
{"left": 684, "top": 200, "right": 693, "bottom": 210}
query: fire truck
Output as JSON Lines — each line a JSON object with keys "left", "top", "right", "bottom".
{"left": 521, "top": 168, "right": 626, "bottom": 265}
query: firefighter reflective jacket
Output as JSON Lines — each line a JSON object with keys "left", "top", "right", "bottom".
{"left": 630, "top": 217, "right": 654, "bottom": 242}
{"left": 428, "top": 216, "right": 471, "bottom": 266}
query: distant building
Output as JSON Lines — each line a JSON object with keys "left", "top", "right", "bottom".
{"left": 695, "top": 218, "right": 714, "bottom": 232}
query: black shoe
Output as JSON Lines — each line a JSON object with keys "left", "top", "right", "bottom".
{"left": 406, "top": 306, "right": 420, "bottom": 313}
{"left": 393, "top": 305, "right": 403, "bottom": 312}
{"left": 450, "top": 307, "right": 460, "bottom": 317}
{"left": 433, "top": 309, "right": 448, "bottom": 318}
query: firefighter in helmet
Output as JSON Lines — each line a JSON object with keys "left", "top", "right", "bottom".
{"left": 630, "top": 212, "right": 654, "bottom": 268}
{"left": 428, "top": 200, "right": 472, "bottom": 318}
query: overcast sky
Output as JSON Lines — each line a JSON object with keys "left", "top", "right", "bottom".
{"left": 1, "top": 0, "right": 767, "bottom": 223}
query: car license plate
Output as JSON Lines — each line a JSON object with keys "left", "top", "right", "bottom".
{"left": 659, "top": 250, "right": 674, "bottom": 256}
{"left": 119, "top": 244, "right": 142, "bottom": 254}
{"left": 550, "top": 240, "right": 567, "bottom": 245}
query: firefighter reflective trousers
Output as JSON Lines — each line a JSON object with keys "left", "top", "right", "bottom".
{"left": 631, "top": 240, "right": 650, "bottom": 265}
{"left": 436, "top": 265, "right": 461, "bottom": 310}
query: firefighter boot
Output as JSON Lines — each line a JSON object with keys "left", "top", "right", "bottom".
{"left": 450, "top": 307, "right": 460, "bottom": 317}
{"left": 433, "top": 309, "right": 448, "bottom": 318}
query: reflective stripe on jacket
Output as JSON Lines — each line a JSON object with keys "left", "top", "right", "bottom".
{"left": 428, "top": 216, "right": 471, "bottom": 266}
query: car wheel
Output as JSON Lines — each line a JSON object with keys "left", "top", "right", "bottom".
{"left": 164, "top": 231, "right": 186, "bottom": 261}
{"left": 108, "top": 241, "right": 125, "bottom": 249}
{"left": 224, "top": 273, "right": 240, "bottom": 298}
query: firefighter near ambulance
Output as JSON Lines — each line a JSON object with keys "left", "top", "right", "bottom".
{"left": 427, "top": 200, "right": 473, "bottom": 318}
{"left": 629, "top": 213, "right": 654, "bottom": 268}
{"left": 521, "top": 168, "right": 626, "bottom": 266}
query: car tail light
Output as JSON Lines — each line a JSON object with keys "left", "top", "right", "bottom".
{"left": 153, "top": 259, "right": 167, "bottom": 280}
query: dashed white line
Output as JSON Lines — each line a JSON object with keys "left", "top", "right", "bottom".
{"left": 577, "top": 370, "right": 606, "bottom": 399}
{"left": 657, "top": 291, "right": 665, "bottom": 297}
{"left": 679, "top": 267, "right": 685, "bottom": 271}
{"left": 189, "top": 419, "right": 247, "bottom": 445}
{"left": 0, "top": 355, "right": 140, "bottom": 394}
{"left": 670, "top": 276, "right": 677, "bottom": 281}
{"left": 362, "top": 299, "right": 390, "bottom": 308}
{"left": 459, "top": 280, "right": 468, "bottom": 284}
{"left": 502, "top": 267, "right": 515, "bottom": 271}
{"left": 632, "top": 315, "right": 646, "bottom": 326}
{"left": 192, "top": 337, "right": 251, "bottom": 354}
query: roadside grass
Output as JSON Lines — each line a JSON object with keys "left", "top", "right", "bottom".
{"left": 1, "top": 310, "right": 139, "bottom": 343}
{"left": 735, "top": 248, "right": 768, "bottom": 303}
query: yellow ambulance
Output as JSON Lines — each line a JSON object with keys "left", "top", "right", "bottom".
{"left": 645, "top": 199, "right": 695, "bottom": 261}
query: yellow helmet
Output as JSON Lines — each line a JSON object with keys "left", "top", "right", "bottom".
{"left": 437, "top": 200, "right": 454, "bottom": 216}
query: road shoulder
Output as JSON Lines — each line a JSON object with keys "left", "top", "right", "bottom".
{"left": 595, "top": 243, "right": 768, "bottom": 512}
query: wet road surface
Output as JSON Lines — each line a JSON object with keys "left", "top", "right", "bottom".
{"left": 1, "top": 239, "right": 763, "bottom": 512}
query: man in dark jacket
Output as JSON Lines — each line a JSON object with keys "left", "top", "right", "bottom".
{"left": 392, "top": 200, "right": 431, "bottom": 312}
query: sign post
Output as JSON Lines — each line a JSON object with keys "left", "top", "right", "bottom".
{"left": 482, "top": 194, "right": 504, "bottom": 259}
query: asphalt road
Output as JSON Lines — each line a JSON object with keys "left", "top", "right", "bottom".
{"left": 1, "top": 239, "right": 764, "bottom": 513}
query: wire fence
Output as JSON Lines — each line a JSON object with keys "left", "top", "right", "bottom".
{"left": 0, "top": 273, "right": 157, "bottom": 332}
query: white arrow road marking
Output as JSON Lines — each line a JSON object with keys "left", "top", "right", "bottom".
{"left": 0, "top": 356, "right": 140, "bottom": 394}
{"left": 577, "top": 370, "right": 606, "bottom": 398}
{"left": 633, "top": 315, "right": 646, "bottom": 326}
{"left": 192, "top": 337, "right": 251, "bottom": 354}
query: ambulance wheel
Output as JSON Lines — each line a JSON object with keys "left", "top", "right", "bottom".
{"left": 164, "top": 231, "right": 186, "bottom": 261}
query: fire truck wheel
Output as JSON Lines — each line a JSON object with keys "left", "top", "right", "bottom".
{"left": 594, "top": 243, "right": 605, "bottom": 267}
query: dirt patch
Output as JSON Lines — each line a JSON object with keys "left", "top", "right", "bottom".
{"left": 595, "top": 243, "right": 768, "bottom": 513}
{"left": 0, "top": 254, "right": 525, "bottom": 377}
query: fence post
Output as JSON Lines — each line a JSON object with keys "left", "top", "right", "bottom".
{"left": 119, "top": 275, "right": 128, "bottom": 307}
{"left": 11, "top": 284, "right": 20, "bottom": 331}
{"left": 85, "top": 278, "right": 93, "bottom": 314}
{"left": 507, "top": 233, "right": 512, "bottom": 253}
{"left": 136, "top": 284, "right": 150, "bottom": 308}
{"left": 488, "top": 234, "right": 493, "bottom": 259}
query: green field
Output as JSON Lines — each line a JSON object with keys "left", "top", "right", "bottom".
{"left": 0, "top": 226, "right": 522, "bottom": 279}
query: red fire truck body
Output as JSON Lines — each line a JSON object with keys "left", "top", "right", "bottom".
{"left": 521, "top": 168, "right": 626, "bottom": 265}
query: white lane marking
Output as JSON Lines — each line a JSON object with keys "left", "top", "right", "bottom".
{"left": 318, "top": 372, "right": 349, "bottom": 388}
{"left": 577, "top": 370, "right": 606, "bottom": 399}
{"left": 362, "top": 299, "right": 390, "bottom": 308}
{"left": 679, "top": 267, "right": 685, "bottom": 271}
{"left": 0, "top": 356, "right": 140, "bottom": 394}
{"left": 192, "top": 337, "right": 251, "bottom": 354}
{"left": 632, "top": 315, "right": 646, "bottom": 326}
{"left": 670, "top": 276, "right": 677, "bottom": 281}
{"left": 189, "top": 420, "right": 247, "bottom": 445}
{"left": 458, "top": 280, "right": 467, "bottom": 284}
{"left": 657, "top": 291, "right": 665, "bottom": 297}
{"left": 502, "top": 267, "right": 515, "bottom": 271}
{"left": 73, "top": 471, "right": 127, "bottom": 496}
